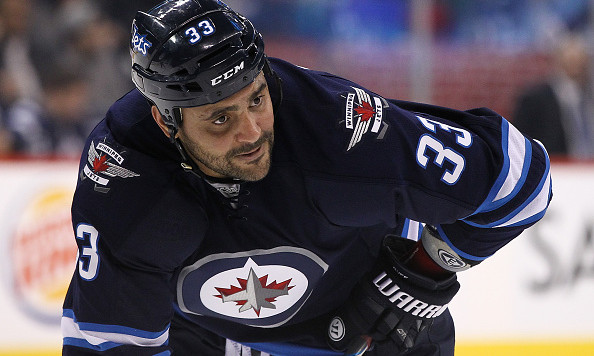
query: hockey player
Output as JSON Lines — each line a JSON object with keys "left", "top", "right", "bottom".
{"left": 62, "top": 0, "right": 552, "bottom": 355}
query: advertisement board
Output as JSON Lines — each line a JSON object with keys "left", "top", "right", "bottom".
{"left": 0, "top": 160, "right": 592, "bottom": 355}
{"left": 0, "top": 160, "right": 78, "bottom": 355}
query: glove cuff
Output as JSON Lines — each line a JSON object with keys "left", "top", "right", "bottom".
{"left": 420, "top": 225, "right": 480, "bottom": 272}
{"left": 383, "top": 236, "right": 458, "bottom": 291}
{"left": 373, "top": 236, "right": 460, "bottom": 319}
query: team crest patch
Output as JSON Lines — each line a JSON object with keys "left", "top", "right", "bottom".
{"left": 342, "top": 87, "right": 389, "bottom": 151}
{"left": 214, "top": 264, "right": 295, "bottom": 317}
{"left": 81, "top": 141, "right": 139, "bottom": 192}
{"left": 177, "top": 247, "right": 328, "bottom": 328}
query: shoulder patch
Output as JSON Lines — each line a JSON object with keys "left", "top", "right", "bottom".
{"left": 81, "top": 140, "right": 140, "bottom": 193}
{"left": 342, "top": 87, "right": 389, "bottom": 151}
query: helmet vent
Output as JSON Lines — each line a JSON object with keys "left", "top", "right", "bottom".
{"left": 172, "top": 68, "right": 190, "bottom": 77}
{"left": 198, "top": 43, "right": 232, "bottom": 64}
{"left": 166, "top": 84, "right": 184, "bottom": 92}
{"left": 165, "top": 82, "right": 203, "bottom": 93}
{"left": 185, "top": 82, "right": 203, "bottom": 92}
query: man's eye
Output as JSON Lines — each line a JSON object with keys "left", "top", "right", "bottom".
{"left": 213, "top": 116, "right": 229, "bottom": 125}
{"left": 252, "top": 95, "right": 263, "bottom": 106}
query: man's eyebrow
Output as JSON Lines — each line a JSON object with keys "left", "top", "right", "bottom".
{"left": 204, "top": 82, "right": 268, "bottom": 121}
{"left": 205, "top": 105, "right": 239, "bottom": 121}
{"left": 251, "top": 82, "right": 268, "bottom": 98}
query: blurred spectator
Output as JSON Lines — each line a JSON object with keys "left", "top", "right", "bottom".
{"left": 330, "top": 0, "right": 408, "bottom": 43}
{"left": 0, "top": 0, "right": 41, "bottom": 102}
{"left": 0, "top": 0, "right": 136, "bottom": 158}
{"left": 41, "top": 66, "right": 94, "bottom": 157}
{"left": 0, "top": 110, "right": 15, "bottom": 154}
{"left": 33, "top": 0, "right": 133, "bottom": 120}
{"left": 513, "top": 33, "right": 594, "bottom": 159}
{"left": 67, "top": 14, "right": 133, "bottom": 118}
{"left": 0, "top": 0, "right": 49, "bottom": 154}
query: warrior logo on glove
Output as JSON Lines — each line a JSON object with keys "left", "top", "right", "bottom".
{"left": 327, "top": 236, "right": 460, "bottom": 354}
{"left": 373, "top": 271, "right": 449, "bottom": 319}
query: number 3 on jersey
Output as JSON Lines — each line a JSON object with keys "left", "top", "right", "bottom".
{"left": 415, "top": 115, "right": 472, "bottom": 185}
{"left": 76, "top": 224, "right": 100, "bottom": 281}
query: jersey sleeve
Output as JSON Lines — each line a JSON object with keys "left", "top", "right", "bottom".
{"left": 62, "top": 238, "right": 173, "bottom": 355}
{"left": 388, "top": 100, "right": 552, "bottom": 262}
{"left": 63, "top": 131, "right": 207, "bottom": 354}
{"left": 281, "top": 67, "right": 552, "bottom": 262}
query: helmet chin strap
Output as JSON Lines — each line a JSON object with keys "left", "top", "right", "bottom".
{"left": 263, "top": 58, "right": 283, "bottom": 115}
{"left": 166, "top": 107, "right": 193, "bottom": 168}
{"left": 169, "top": 128, "right": 206, "bottom": 179}
{"left": 166, "top": 111, "right": 211, "bottom": 180}
{"left": 169, "top": 127, "right": 189, "bottom": 162}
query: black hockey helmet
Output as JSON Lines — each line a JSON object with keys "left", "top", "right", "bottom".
{"left": 130, "top": 0, "right": 266, "bottom": 129}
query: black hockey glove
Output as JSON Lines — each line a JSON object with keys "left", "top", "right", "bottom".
{"left": 327, "top": 235, "right": 460, "bottom": 355}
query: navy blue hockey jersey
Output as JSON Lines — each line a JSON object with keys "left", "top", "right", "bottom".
{"left": 62, "top": 58, "right": 551, "bottom": 355}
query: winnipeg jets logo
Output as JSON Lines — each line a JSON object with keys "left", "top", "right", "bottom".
{"left": 177, "top": 247, "right": 328, "bottom": 327}
{"left": 215, "top": 267, "right": 294, "bottom": 316}
{"left": 343, "top": 87, "right": 388, "bottom": 151}
{"left": 131, "top": 24, "right": 152, "bottom": 56}
{"left": 82, "top": 141, "right": 139, "bottom": 188}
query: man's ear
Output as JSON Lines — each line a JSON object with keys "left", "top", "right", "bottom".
{"left": 151, "top": 106, "right": 174, "bottom": 139}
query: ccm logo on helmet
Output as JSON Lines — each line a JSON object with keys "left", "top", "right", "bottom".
{"left": 211, "top": 61, "right": 245, "bottom": 87}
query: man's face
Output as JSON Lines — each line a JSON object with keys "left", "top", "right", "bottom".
{"left": 177, "top": 73, "right": 274, "bottom": 181}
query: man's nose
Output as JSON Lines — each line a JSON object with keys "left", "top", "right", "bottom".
{"left": 236, "top": 112, "right": 261, "bottom": 143}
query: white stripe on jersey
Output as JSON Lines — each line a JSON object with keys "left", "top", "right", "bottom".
{"left": 494, "top": 122, "right": 527, "bottom": 202}
{"left": 62, "top": 313, "right": 169, "bottom": 349}
{"left": 462, "top": 120, "right": 551, "bottom": 230}
{"left": 225, "top": 339, "right": 271, "bottom": 356}
{"left": 404, "top": 219, "right": 423, "bottom": 241}
{"left": 496, "top": 141, "right": 551, "bottom": 228}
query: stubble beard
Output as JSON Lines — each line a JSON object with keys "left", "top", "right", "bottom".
{"left": 182, "top": 131, "right": 274, "bottom": 181}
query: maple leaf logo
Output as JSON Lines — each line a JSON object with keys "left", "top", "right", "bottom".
{"left": 215, "top": 268, "right": 294, "bottom": 316}
{"left": 92, "top": 155, "right": 110, "bottom": 173}
{"left": 354, "top": 101, "right": 376, "bottom": 122}
{"left": 342, "top": 87, "right": 386, "bottom": 151}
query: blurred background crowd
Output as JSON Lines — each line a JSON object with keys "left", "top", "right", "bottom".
{"left": 1, "top": 0, "right": 593, "bottom": 159}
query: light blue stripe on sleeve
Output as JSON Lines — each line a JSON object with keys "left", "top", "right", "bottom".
{"left": 62, "top": 309, "right": 169, "bottom": 350}
{"left": 464, "top": 141, "right": 551, "bottom": 228}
